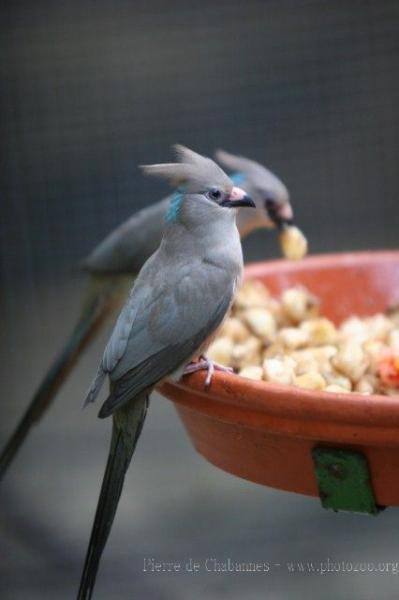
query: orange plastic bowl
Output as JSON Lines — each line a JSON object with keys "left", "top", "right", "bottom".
{"left": 160, "top": 251, "right": 399, "bottom": 506}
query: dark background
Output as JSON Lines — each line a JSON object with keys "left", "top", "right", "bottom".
{"left": 1, "top": 1, "right": 399, "bottom": 599}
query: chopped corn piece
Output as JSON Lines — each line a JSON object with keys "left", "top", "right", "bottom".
{"left": 238, "top": 366, "right": 264, "bottom": 381}
{"left": 281, "top": 287, "right": 319, "bottom": 323}
{"left": 231, "top": 336, "right": 262, "bottom": 369}
{"left": 324, "top": 372, "right": 352, "bottom": 391}
{"left": 219, "top": 317, "right": 250, "bottom": 343}
{"left": 243, "top": 308, "right": 277, "bottom": 342}
{"left": 235, "top": 280, "right": 270, "bottom": 309}
{"left": 263, "top": 357, "right": 296, "bottom": 385}
{"left": 333, "top": 341, "right": 369, "bottom": 382}
{"left": 366, "top": 314, "right": 394, "bottom": 341}
{"left": 355, "top": 374, "right": 378, "bottom": 394}
{"left": 300, "top": 318, "right": 337, "bottom": 346}
{"left": 325, "top": 384, "right": 351, "bottom": 394}
{"left": 207, "top": 337, "right": 234, "bottom": 367}
{"left": 277, "top": 327, "right": 310, "bottom": 350}
{"left": 294, "top": 372, "right": 326, "bottom": 390}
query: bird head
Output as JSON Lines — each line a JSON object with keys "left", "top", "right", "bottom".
{"left": 215, "top": 149, "right": 293, "bottom": 236}
{"left": 140, "top": 145, "right": 255, "bottom": 228}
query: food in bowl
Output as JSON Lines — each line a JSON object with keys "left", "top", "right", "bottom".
{"left": 207, "top": 280, "right": 399, "bottom": 396}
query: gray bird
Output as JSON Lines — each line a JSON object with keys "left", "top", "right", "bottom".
{"left": 0, "top": 149, "right": 293, "bottom": 479}
{"left": 76, "top": 146, "right": 255, "bottom": 599}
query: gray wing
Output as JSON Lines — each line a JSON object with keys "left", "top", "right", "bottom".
{"left": 98, "top": 260, "right": 235, "bottom": 417}
{"left": 83, "top": 196, "right": 171, "bottom": 275}
{"left": 98, "top": 290, "right": 232, "bottom": 417}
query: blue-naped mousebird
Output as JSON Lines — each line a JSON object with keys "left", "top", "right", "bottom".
{"left": 77, "top": 145, "right": 255, "bottom": 598}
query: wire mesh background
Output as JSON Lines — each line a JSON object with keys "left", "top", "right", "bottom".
{"left": 1, "top": 1, "right": 399, "bottom": 599}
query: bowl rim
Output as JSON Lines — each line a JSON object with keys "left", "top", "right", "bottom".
{"left": 161, "top": 250, "right": 399, "bottom": 431}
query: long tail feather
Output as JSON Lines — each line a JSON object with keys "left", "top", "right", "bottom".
{"left": 77, "top": 395, "right": 148, "bottom": 600}
{"left": 0, "top": 278, "right": 121, "bottom": 480}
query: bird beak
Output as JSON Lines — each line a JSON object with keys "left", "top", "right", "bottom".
{"left": 221, "top": 187, "right": 255, "bottom": 209}
{"left": 266, "top": 201, "right": 294, "bottom": 229}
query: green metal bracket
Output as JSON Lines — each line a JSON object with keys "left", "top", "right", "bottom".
{"left": 312, "top": 447, "right": 382, "bottom": 515}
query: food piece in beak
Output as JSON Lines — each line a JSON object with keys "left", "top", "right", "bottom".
{"left": 279, "top": 225, "right": 308, "bottom": 260}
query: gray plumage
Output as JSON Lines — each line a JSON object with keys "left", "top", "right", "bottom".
{"left": 77, "top": 146, "right": 253, "bottom": 599}
{"left": 82, "top": 197, "right": 171, "bottom": 275}
{"left": 0, "top": 147, "right": 291, "bottom": 480}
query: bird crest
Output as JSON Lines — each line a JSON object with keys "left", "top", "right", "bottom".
{"left": 215, "top": 149, "right": 289, "bottom": 201}
{"left": 140, "top": 145, "right": 233, "bottom": 194}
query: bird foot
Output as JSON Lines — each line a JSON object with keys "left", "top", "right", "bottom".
{"left": 182, "top": 355, "right": 233, "bottom": 387}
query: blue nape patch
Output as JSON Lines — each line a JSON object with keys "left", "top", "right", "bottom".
{"left": 231, "top": 172, "right": 245, "bottom": 186}
{"left": 165, "top": 191, "right": 184, "bottom": 224}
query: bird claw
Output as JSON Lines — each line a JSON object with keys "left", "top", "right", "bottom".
{"left": 182, "top": 355, "right": 233, "bottom": 387}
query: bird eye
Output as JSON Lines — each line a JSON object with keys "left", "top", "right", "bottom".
{"left": 265, "top": 197, "right": 277, "bottom": 210}
{"left": 208, "top": 187, "right": 222, "bottom": 201}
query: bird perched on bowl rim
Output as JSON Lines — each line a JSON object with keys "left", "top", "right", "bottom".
{"left": 0, "top": 147, "right": 293, "bottom": 480}
{"left": 76, "top": 145, "right": 255, "bottom": 599}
